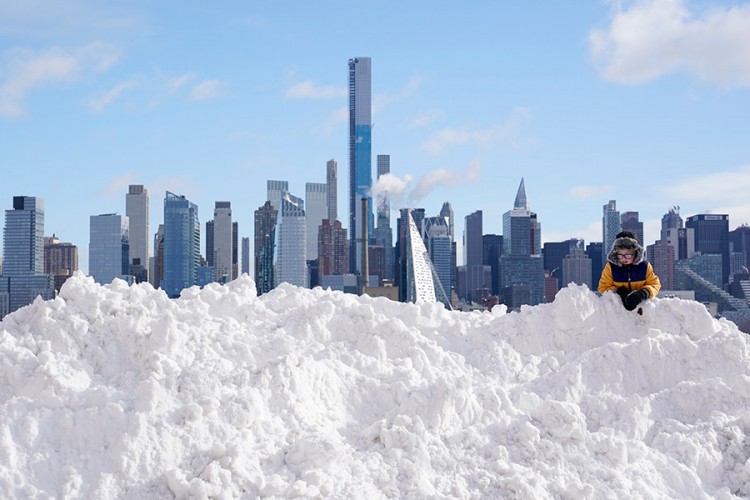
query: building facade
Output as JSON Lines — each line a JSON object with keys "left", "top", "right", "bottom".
{"left": 602, "top": 200, "right": 620, "bottom": 267}
{"left": 0, "top": 196, "right": 55, "bottom": 318}
{"left": 348, "top": 56, "right": 373, "bottom": 275}
{"left": 89, "top": 213, "right": 130, "bottom": 285}
{"left": 213, "top": 202, "right": 233, "bottom": 284}
{"left": 126, "top": 185, "right": 149, "bottom": 282}
{"left": 275, "top": 191, "right": 307, "bottom": 288}
{"left": 254, "top": 200, "right": 278, "bottom": 295}
{"left": 305, "top": 183, "right": 327, "bottom": 261}
{"left": 162, "top": 192, "right": 200, "bottom": 298}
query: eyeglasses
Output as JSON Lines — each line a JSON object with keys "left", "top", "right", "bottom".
{"left": 617, "top": 253, "right": 633, "bottom": 259}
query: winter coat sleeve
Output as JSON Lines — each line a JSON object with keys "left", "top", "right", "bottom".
{"left": 642, "top": 262, "right": 661, "bottom": 298}
{"left": 597, "top": 263, "right": 616, "bottom": 294}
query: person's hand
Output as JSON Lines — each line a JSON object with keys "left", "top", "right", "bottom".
{"left": 616, "top": 286, "right": 629, "bottom": 298}
{"left": 624, "top": 289, "right": 648, "bottom": 311}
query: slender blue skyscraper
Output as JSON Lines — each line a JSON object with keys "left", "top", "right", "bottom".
{"left": 162, "top": 191, "right": 200, "bottom": 298}
{"left": 349, "top": 56, "right": 373, "bottom": 275}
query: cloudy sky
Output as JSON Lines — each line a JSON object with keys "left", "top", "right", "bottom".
{"left": 1, "top": 0, "right": 749, "bottom": 272}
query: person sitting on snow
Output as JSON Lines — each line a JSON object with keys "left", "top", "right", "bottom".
{"left": 598, "top": 230, "right": 661, "bottom": 311}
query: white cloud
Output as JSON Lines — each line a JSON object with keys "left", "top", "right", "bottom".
{"left": 660, "top": 164, "right": 750, "bottom": 203}
{"left": 168, "top": 73, "right": 196, "bottom": 94}
{"left": 315, "top": 107, "right": 348, "bottom": 138}
{"left": 0, "top": 42, "right": 120, "bottom": 117}
{"left": 189, "top": 80, "right": 223, "bottom": 101}
{"left": 284, "top": 80, "right": 346, "bottom": 100}
{"left": 567, "top": 184, "right": 614, "bottom": 200}
{"left": 407, "top": 108, "right": 445, "bottom": 129}
{"left": 373, "top": 75, "right": 424, "bottom": 114}
{"left": 83, "top": 78, "right": 137, "bottom": 112}
{"left": 421, "top": 107, "right": 532, "bottom": 155}
{"left": 590, "top": 0, "right": 750, "bottom": 86}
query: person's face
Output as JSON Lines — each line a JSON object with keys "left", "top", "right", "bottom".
{"left": 617, "top": 251, "right": 634, "bottom": 264}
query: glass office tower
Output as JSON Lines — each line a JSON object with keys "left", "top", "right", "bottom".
{"left": 162, "top": 191, "right": 200, "bottom": 298}
{"left": 348, "top": 56, "right": 373, "bottom": 275}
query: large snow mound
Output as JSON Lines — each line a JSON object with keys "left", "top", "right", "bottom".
{"left": 2, "top": 272, "right": 750, "bottom": 499}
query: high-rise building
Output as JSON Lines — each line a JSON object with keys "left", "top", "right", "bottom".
{"left": 374, "top": 154, "right": 394, "bottom": 281}
{"left": 348, "top": 56, "right": 373, "bottom": 275}
{"left": 213, "top": 201, "right": 233, "bottom": 284}
{"left": 232, "top": 221, "right": 238, "bottom": 280}
{"left": 562, "top": 244, "right": 592, "bottom": 290}
{"left": 440, "top": 202, "right": 456, "bottom": 295}
{"left": 620, "top": 211, "right": 644, "bottom": 248}
{"left": 423, "top": 215, "right": 452, "bottom": 305}
{"left": 602, "top": 200, "right": 620, "bottom": 267}
{"left": 305, "top": 183, "right": 327, "bottom": 261}
{"left": 318, "top": 219, "right": 348, "bottom": 280}
{"left": 686, "top": 214, "right": 730, "bottom": 285}
{"left": 543, "top": 239, "right": 583, "bottom": 290}
{"left": 0, "top": 196, "right": 55, "bottom": 318}
{"left": 267, "top": 180, "right": 288, "bottom": 212}
{"left": 89, "top": 213, "right": 130, "bottom": 285}
{"left": 483, "top": 234, "right": 502, "bottom": 296}
{"left": 648, "top": 239, "right": 675, "bottom": 290}
{"left": 44, "top": 235, "right": 78, "bottom": 292}
{"left": 326, "top": 160, "right": 337, "bottom": 223}
{"left": 661, "top": 207, "right": 683, "bottom": 241}
{"left": 152, "top": 224, "right": 164, "bottom": 288}
{"left": 500, "top": 179, "right": 545, "bottom": 307}
{"left": 162, "top": 192, "right": 200, "bottom": 298}
{"left": 126, "top": 185, "right": 149, "bottom": 282}
{"left": 587, "top": 242, "right": 603, "bottom": 290}
{"left": 275, "top": 191, "right": 307, "bottom": 288}
{"left": 205, "top": 220, "right": 214, "bottom": 267}
{"left": 729, "top": 225, "right": 750, "bottom": 269}
{"left": 241, "top": 236, "right": 250, "bottom": 276}
{"left": 254, "top": 201, "right": 278, "bottom": 295}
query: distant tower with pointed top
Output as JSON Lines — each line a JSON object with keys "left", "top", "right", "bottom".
{"left": 500, "top": 178, "right": 545, "bottom": 308}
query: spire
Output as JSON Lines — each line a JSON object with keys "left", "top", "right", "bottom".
{"left": 514, "top": 178, "right": 529, "bottom": 210}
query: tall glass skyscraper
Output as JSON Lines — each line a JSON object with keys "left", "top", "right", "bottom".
{"left": 275, "top": 191, "right": 307, "bottom": 288}
{"left": 305, "top": 183, "right": 327, "bottom": 261}
{"left": 0, "top": 196, "right": 54, "bottom": 318}
{"left": 162, "top": 192, "right": 200, "bottom": 298}
{"left": 254, "top": 200, "right": 278, "bottom": 295}
{"left": 602, "top": 200, "right": 620, "bottom": 266}
{"left": 89, "top": 213, "right": 130, "bottom": 285}
{"left": 500, "top": 180, "right": 544, "bottom": 307}
{"left": 213, "top": 201, "right": 233, "bottom": 283}
{"left": 126, "top": 185, "right": 149, "bottom": 280}
{"left": 349, "top": 56, "right": 373, "bottom": 275}
{"left": 375, "top": 154, "right": 393, "bottom": 280}
{"left": 326, "top": 160, "right": 338, "bottom": 223}
{"left": 686, "top": 213, "right": 730, "bottom": 285}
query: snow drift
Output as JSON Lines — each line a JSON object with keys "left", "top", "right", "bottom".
{"left": 2, "top": 272, "right": 750, "bottom": 499}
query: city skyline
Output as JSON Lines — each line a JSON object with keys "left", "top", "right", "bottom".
{"left": 2, "top": 2, "right": 750, "bottom": 274}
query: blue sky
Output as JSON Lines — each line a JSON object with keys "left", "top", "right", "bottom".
{"left": 2, "top": 0, "right": 749, "bottom": 274}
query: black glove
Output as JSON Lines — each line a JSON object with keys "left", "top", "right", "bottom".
{"left": 616, "top": 286, "right": 629, "bottom": 299}
{"left": 624, "top": 289, "right": 648, "bottom": 311}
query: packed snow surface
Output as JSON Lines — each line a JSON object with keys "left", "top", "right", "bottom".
{"left": 2, "top": 273, "right": 750, "bottom": 499}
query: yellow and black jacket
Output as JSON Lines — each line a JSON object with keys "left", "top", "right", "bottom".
{"left": 598, "top": 240, "right": 661, "bottom": 298}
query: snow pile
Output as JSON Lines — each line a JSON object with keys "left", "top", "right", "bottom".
{"left": 2, "top": 273, "right": 750, "bottom": 499}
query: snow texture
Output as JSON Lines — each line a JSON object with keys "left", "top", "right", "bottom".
{"left": 2, "top": 272, "right": 750, "bottom": 499}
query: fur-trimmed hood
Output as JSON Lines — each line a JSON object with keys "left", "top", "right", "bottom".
{"left": 607, "top": 234, "right": 645, "bottom": 266}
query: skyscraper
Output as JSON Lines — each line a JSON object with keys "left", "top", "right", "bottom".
{"left": 267, "top": 180, "right": 288, "bottom": 212}
{"left": 162, "top": 192, "right": 200, "bottom": 298}
{"left": 254, "top": 201, "right": 278, "bottom": 295}
{"left": 241, "top": 236, "right": 250, "bottom": 276}
{"left": 89, "top": 213, "right": 130, "bottom": 285}
{"left": 661, "top": 207, "right": 683, "bottom": 241}
{"left": 348, "top": 56, "right": 373, "bottom": 275}
{"left": 305, "top": 183, "right": 327, "bottom": 261}
{"left": 44, "top": 235, "right": 78, "bottom": 291}
{"left": 0, "top": 196, "right": 54, "bottom": 318}
{"left": 602, "top": 200, "right": 620, "bottom": 266}
{"left": 375, "top": 154, "right": 394, "bottom": 281}
{"left": 126, "top": 185, "right": 149, "bottom": 282}
{"left": 318, "top": 219, "right": 348, "bottom": 280}
{"left": 686, "top": 214, "right": 730, "bottom": 285}
{"left": 620, "top": 211, "right": 644, "bottom": 248}
{"left": 213, "top": 201, "right": 233, "bottom": 284}
{"left": 326, "top": 160, "right": 337, "bottom": 223}
{"left": 500, "top": 179, "right": 545, "bottom": 307}
{"left": 275, "top": 191, "right": 307, "bottom": 288}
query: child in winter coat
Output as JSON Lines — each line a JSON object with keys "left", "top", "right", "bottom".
{"left": 598, "top": 231, "right": 661, "bottom": 311}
